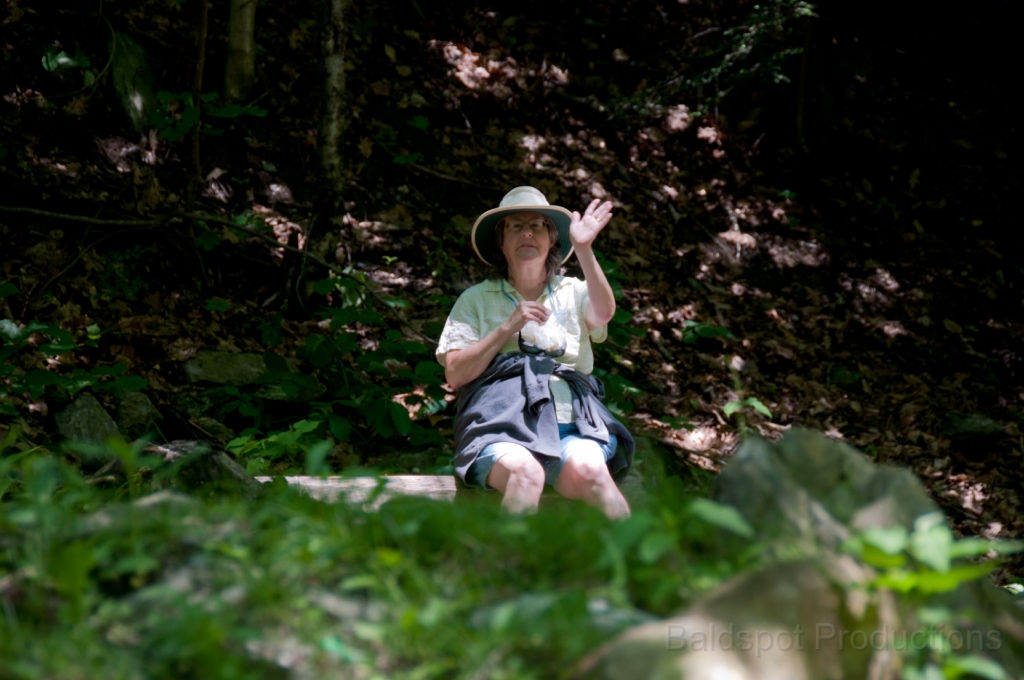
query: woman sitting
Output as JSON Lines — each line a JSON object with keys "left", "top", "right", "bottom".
{"left": 436, "top": 186, "right": 634, "bottom": 518}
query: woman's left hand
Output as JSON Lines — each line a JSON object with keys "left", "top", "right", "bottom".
{"left": 569, "top": 199, "right": 614, "bottom": 249}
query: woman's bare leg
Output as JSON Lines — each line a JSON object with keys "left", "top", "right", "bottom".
{"left": 555, "top": 444, "right": 630, "bottom": 519}
{"left": 485, "top": 447, "right": 546, "bottom": 514}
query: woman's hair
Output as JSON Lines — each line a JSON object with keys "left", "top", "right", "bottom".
{"left": 487, "top": 215, "right": 564, "bottom": 283}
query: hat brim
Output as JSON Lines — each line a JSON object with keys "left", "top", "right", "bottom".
{"left": 470, "top": 205, "right": 574, "bottom": 266}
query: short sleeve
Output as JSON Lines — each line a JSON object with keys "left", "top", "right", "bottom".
{"left": 436, "top": 290, "right": 482, "bottom": 366}
{"left": 576, "top": 279, "right": 608, "bottom": 344}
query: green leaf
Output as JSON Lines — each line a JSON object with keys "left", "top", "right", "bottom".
{"left": 911, "top": 513, "right": 953, "bottom": 573}
{"left": 862, "top": 526, "right": 908, "bottom": 555}
{"left": 390, "top": 401, "right": 412, "bottom": 436}
{"left": 195, "top": 229, "right": 220, "bottom": 251}
{"left": 392, "top": 152, "right": 424, "bottom": 165}
{"left": 688, "top": 498, "right": 754, "bottom": 538}
{"left": 638, "top": 531, "right": 676, "bottom": 564}
{"left": 611, "top": 309, "right": 632, "bottom": 325}
{"left": 414, "top": 361, "right": 445, "bottom": 384}
{"left": 115, "top": 375, "right": 148, "bottom": 392}
{"left": 92, "top": 363, "right": 128, "bottom": 377}
{"left": 723, "top": 401, "right": 741, "bottom": 417}
{"left": 305, "top": 440, "right": 333, "bottom": 476}
{"left": 744, "top": 397, "right": 772, "bottom": 418}
{"left": 0, "top": 282, "right": 18, "bottom": 298}
{"left": 263, "top": 352, "right": 289, "bottom": 374}
{"left": 205, "top": 297, "right": 230, "bottom": 312}
{"left": 408, "top": 115, "right": 430, "bottom": 130}
{"left": 328, "top": 415, "right": 351, "bottom": 441}
{"left": 944, "top": 655, "right": 1007, "bottom": 680}
{"left": 312, "top": 279, "right": 337, "bottom": 294}
{"left": 292, "top": 419, "right": 320, "bottom": 435}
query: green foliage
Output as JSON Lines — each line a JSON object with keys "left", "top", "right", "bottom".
{"left": 723, "top": 396, "right": 772, "bottom": 419}
{"left": 610, "top": 0, "right": 814, "bottom": 120}
{"left": 842, "top": 513, "right": 1021, "bottom": 679}
{"left": 681, "top": 320, "right": 733, "bottom": 344}
{"left": 150, "top": 92, "right": 268, "bottom": 143}
{"left": 0, "top": 448, "right": 755, "bottom": 677}
{"left": 1, "top": 313, "right": 148, "bottom": 412}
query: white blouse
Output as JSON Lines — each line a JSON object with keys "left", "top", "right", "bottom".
{"left": 435, "top": 275, "right": 608, "bottom": 423}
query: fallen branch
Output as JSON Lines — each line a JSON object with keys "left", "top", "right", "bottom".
{"left": 0, "top": 206, "right": 160, "bottom": 226}
{"left": 0, "top": 205, "right": 437, "bottom": 345}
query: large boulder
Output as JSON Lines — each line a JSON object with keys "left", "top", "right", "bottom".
{"left": 56, "top": 393, "right": 120, "bottom": 443}
{"left": 181, "top": 351, "right": 325, "bottom": 402}
{"left": 145, "top": 440, "right": 263, "bottom": 500}
{"left": 182, "top": 351, "right": 268, "bottom": 386}
{"left": 574, "top": 430, "right": 1024, "bottom": 680}
{"left": 117, "top": 391, "right": 163, "bottom": 441}
{"left": 712, "top": 429, "right": 940, "bottom": 547}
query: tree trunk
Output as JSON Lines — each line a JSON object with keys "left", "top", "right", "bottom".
{"left": 319, "top": 0, "right": 352, "bottom": 212}
{"left": 224, "top": 0, "right": 258, "bottom": 104}
{"left": 184, "top": 0, "right": 210, "bottom": 215}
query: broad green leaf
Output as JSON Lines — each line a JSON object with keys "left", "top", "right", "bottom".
{"left": 744, "top": 397, "right": 772, "bottom": 418}
{"left": 911, "top": 513, "right": 953, "bottom": 573}
{"left": 115, "top": 375, "right": 148, "bottom": 392}
{"left": 312, "top": 279, "right": 336, "bottom": 294}
{"left": 0, "top": 282, "right": 18, "bottom": 298}
{"left": 944, "top": 654, "right": 1008, "bottom": 680}
{"left": 390, "top": 402, "right": 412, "bottom": 436}
{"left": 292, "top": 420, "right": 319, "bottom": 435}
{"left": 723, "top": 401, "right": 741, "bottom": 416}
{"left": 92, "top": 364, "right": 128, "bottom": 377}
{"left": 263, "top": 352, "right": 289, "bottom": 373}
{"left": 328, "top": 415, "right": 351, "bottom": 441}
{"left": 688, "top": 498, "right": 754, "bottom": 538}
{"left": 862, "top": 526, "right": 908, "bottom": 555}
{"left": 305, "top": 440, "right": 333, "bottom": 476}
{"left": 638, "top": 531, "right": 676, "bottom": 564}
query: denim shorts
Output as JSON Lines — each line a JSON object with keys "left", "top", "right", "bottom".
{"left": 465, "top": 423, "right": 618, "bottom": 490}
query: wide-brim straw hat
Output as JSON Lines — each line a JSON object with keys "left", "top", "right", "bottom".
{"left": 471, "top": 186, "right": 574, "bottom": 266}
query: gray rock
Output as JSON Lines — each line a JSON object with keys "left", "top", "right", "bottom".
{"left": 254, "top": 375, "right": 326, "bottom": 402}
{"left": 940, "top": 412, "right": 1004, "bottom": 441}
{"left": 182, "top": 351, "right": 326, "bottom": 402}
{"left": 714, "top": 429, "right": 940, "bottom": 541}
{"left": 172, "top": 387, "right": 237, "bottom": 419}
{"left": 574, "top": 560, "right": 871, "bottom": 680}
{"left": 192, "top": 416, "right": 236, "bottom": 442}
{"left": 183, "top": 351, "right": 268, "bottom": 386}
{"left": 117, "top": 391, "right": 163, "bottom": 440}
{"left": 145, "top": 440, "right": 262, "bottom": 500}
{"left": 56, "top": 393, "right": 120, "bottom": 443}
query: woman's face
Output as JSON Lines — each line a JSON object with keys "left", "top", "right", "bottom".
{"left": 499, "top": 211, "right": 552, "bottom": 265}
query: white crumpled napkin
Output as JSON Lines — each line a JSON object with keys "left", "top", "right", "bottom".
{"left": 521, "top": 311, "right": 568, "bottom": 352}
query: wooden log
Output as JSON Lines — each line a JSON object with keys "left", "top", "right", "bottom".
{"left": 254, "top": 475, "right": 577, "bottom": 509}
{"left": 255, "top": 474, "right": 462, "bottom": 504}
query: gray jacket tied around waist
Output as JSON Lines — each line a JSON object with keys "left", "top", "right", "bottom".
{"left": 453, "top": 353, "right": 634, "bottom": 484}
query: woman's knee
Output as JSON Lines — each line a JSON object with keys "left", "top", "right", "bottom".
{"left": 563, "top": 449, "right": 612, "bottom": 485}
{"left": 489, "top": 448, "right": 545, "bottom": 488}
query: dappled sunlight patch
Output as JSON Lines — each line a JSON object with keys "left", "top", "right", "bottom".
{"left": 764, "top": 235, "right": 829, "bottom": 268}
{"left": 664, "top": 104, "right": 693, "bottom": 133}
{"left": 879, "top": 320, "right": 908, "bottom": 338}
{"left": 253, "top": 204, "right": 305, "bottom": 256}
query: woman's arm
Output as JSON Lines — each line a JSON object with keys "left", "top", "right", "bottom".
{"left": 569, "top": 199, "right": 616, "bottom": 330}
{"left": 444, "top": 301, "right": 548, "bottom": 389}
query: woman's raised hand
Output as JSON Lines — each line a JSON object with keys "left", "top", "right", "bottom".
{"left": 502, "top": 301, "right": 549, "bottom": 336}
{"left": 569, "top": 199, "right": 614, "bottom": 249}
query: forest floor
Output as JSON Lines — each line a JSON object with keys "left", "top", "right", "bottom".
{"left": 1, "top": 0, "right": 1021, "bottom": 583}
